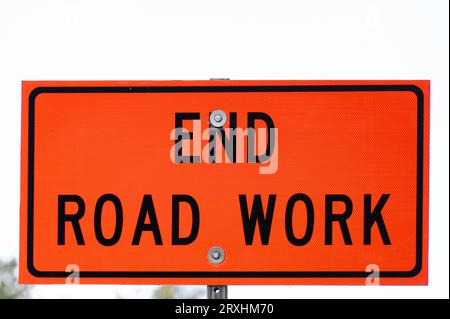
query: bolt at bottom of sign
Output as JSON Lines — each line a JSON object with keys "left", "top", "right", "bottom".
{"left": 208, "top": 246, "right": 225, "bottom": 264}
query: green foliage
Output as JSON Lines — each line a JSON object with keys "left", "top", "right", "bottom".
{"left": 152, "top": 285, "right": 204, "bottom": 299}
{"left": 0, "top": 258, "right": 30, "bottom": 299}
{"left": 152, "top": 285, "right": 178, "bottom": 299}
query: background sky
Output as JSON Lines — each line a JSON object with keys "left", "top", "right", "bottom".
{"left": 0, "top": 0, "right": 448, "bottom": 298}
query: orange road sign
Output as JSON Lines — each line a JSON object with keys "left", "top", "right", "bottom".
{"left": 20, "top": 80, "right": 429, "bottom": 284}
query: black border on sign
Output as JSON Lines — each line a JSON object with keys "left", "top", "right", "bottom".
{"left": 27, "top": 84, "right": 424, "bottom": 278}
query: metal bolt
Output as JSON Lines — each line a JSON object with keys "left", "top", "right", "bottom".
{"left": 210, "top": 110, "right": 227, "bottom": 128}
{"left": 208, "top": 246, "right": 225, "bottom": 264}
{"left": 214, "top": 113, "right": 222, "bottom": 122}
{"left": 212, "top": 251, "right": 220, "bottom": 259}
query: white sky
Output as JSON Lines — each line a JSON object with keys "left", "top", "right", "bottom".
{"left": 0, "top": 0, "right": 448, "bottom": 298}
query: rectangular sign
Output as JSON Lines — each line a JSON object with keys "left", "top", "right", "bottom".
{"left": 20, "top": 80, "right": 429, "bottom": 284}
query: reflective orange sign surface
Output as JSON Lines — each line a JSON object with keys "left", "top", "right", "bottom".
{"left": 20, "top": 80, "right": 429, "bottom": 284}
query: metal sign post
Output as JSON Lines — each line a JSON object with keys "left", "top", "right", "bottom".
{"left": 206, "top": 78, "right": 230, "bottom": 300}
{"left": 207, "top": 285, "right": 228, "bottom": 299}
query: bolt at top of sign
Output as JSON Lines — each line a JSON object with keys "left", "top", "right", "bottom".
{"left": 210, "top": 110, "right": 227, "bottom": 128}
